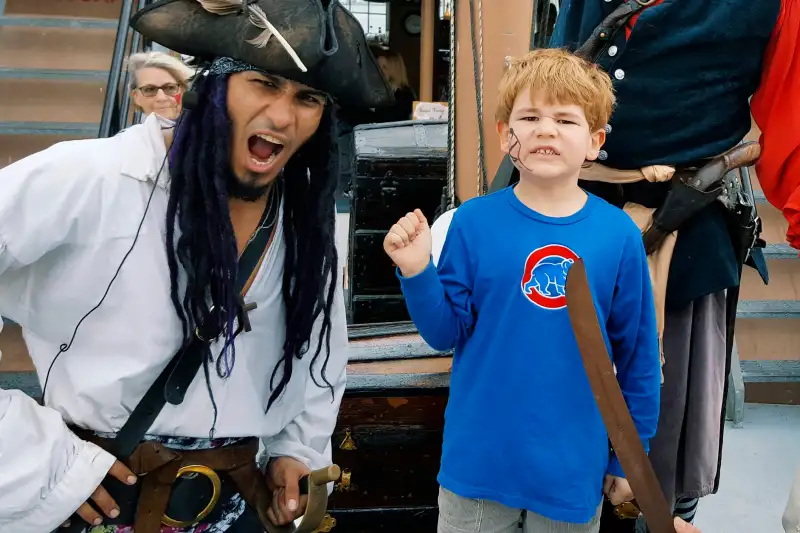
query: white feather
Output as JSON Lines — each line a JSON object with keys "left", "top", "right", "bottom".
{"left": 196, "top": 0, "right": 243, "bottom": 15}
{"left": 245, "top": 5, "right": 274, "bottom": 48}
{"left": 246, "top": 5, "right": 308, "bottom": 72}
{"left": 194, "top": 1, "right": 308, "bottom": 73}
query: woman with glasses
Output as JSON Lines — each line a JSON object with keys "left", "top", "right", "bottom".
{"left": 126, "top": 51, "right": 195, "bottom": 122}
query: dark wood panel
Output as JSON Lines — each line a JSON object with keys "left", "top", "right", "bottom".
{"left": 351, "top": 295, "right": 411, "bottom": 324}
{"left": 329, "top": 425, "right": 443, "bottom": 509}
{"left": 327, "top": 506, "right": 439, "bottom": 533}
{"left": 337, "top": 396, "right": 448, "bottom": 427}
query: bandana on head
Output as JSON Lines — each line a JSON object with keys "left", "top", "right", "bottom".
{"left": 206, "top": 56, "right": 331, "bottom": 105}
{"left": 208, "top": 56, "right": 266, "bottom": 76}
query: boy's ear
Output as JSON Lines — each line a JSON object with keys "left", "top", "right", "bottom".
{"left": 585, "top": 128, "right": 606, "bottom": 161}
{"left": 497, "top": 120, "right": 511, "bottom": 153}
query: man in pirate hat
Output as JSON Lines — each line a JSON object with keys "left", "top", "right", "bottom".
{"left": 0, "top": 1, "right": 393, "bottom": 532}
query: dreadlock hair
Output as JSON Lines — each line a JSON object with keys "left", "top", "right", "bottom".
{"left": 166, "top": 70, "right": 339, "bottom": 418}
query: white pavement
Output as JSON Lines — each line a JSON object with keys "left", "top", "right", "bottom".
{"left": 694, "top": 403, "right": 800, "bottom": 533}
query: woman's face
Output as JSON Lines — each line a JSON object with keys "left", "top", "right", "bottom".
{"left": 132, "top": 67, "right": 183, "bottom": 120}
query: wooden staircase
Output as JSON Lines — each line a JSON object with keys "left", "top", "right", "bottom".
{"left": 730, "top": 122, "right": 800, "bottom": 410}
{"left": 0, "top": 1, "right": 798, "bottom": 413}
{"left": 0, "top": 0, "right": 124, "bottom": 168}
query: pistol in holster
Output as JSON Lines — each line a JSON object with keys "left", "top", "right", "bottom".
{"left": 641, "top": 141, "right": 763, "bottom": 258}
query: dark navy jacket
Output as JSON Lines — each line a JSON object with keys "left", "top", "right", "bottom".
{"left": 550, "top": 0, "right": 780, "bottom": 310}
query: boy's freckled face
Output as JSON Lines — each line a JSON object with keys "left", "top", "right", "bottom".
{"left": 497, "top": 88, "right": 604, "bottom": 181}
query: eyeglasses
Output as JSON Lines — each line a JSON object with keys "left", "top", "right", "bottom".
{"left": 136, "top": 83, "right": 182, "bottom": 97}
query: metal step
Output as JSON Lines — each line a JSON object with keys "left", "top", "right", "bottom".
{"left": 763, "top": 243, "right": 798, "bottom": 260}
{"left": 740, "top": 360, "right": 800, "bottom": 383}
{"left": 0, "top": 372, "right": 39, "bottom": 399}
{"left": 736, "top": 300, "right": 800, "bottom": 319}
{"left": 0, "top": 121, "right": 97, "bottom": 136}
{"left": 0, "top": 15, "right": 117, "bottom": 30}
{"left": 0, "top": 67, "right": 108, "bottom": 81}
{"left": 4, "top": 361, "right": 800, "bottom": 399}
{"left": 8, "top": 301, "right": 800, "bottom": 325}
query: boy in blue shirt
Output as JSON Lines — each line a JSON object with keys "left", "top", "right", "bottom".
{"left": 383, "top": 48, "right": 662, "bottom": 532}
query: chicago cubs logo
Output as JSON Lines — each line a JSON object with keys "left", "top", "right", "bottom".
{"left": 520, "top": 244, "right": 580, "bottom": 310}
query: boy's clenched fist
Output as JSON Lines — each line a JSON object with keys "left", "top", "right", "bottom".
{"left": 383, "top": 209, "right": 432, "bottom": 278}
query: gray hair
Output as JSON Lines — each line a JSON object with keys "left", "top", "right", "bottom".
{"left": 126, "top": 51, "right": 195, "bottom": 90}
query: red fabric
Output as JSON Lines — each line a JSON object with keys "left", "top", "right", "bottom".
{"left": 625, "top": 0, "right": 665, "bottom": 39}
{"left": 751, "top": 0, "right": 800, "bottom": 250}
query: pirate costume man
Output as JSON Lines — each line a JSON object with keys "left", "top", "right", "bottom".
{"left": 0, "top": 1, "right": 393, "bottom": 532}
{"left": 543, "top": 0, "right": 799, "bottom": 529}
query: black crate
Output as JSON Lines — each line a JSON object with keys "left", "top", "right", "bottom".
{"left": 346, "top": 120, "right": 448, "bottom": 324}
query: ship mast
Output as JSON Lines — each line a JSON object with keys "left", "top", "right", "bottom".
{"left": 452, "top": 0, "right": 535, "bottom": 203}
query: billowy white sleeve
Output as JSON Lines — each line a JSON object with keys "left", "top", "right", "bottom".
{"left": 0, "top": 390, "right": 117, "bottom": 532}
{"left": 262, "top": 273, "right": 348, "bottom": 483}
{"left": 0, "top": 142, "right": 119, "bottom": 531}
{"left": 0, "top": 140, "right": 110, "bottom": 274}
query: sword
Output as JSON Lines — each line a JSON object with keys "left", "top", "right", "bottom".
{"left": 564, "top": 259, "right": 675, "bottom": 533}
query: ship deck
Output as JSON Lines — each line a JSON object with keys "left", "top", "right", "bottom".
{"left": 695, "top": 403, "right": 800, "bottom": 533}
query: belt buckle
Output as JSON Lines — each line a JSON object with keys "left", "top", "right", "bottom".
{"left": 161, "top": 465, "right": 223, "bottom": 528}
{"left": 614, "top": 501, "right": 642, "bottom": 519}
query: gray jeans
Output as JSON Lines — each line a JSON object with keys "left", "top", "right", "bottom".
{"left": 437, "top": 487, "right": 602, "bottom": 533}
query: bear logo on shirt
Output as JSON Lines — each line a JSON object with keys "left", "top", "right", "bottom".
{"left": 520, "top": 244, "right": 580, "bottom": 310}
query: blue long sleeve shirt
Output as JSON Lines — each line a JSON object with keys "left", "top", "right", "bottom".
{"left": 397, "top": 187, "right": 662, "bottom": 523}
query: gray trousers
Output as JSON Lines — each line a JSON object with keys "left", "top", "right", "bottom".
{"left": 648, "top": 291, "right": 728, "bottom": 508}
{"left": 437, "top": 487, "right": 602, "bottom": 533}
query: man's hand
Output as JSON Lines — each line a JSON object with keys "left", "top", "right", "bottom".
{"left": 383, "top": 209, "right": 432, "bottom": 278}
{"left": 603, "top": 474, "right": 634, "bottom": 506}
{"left": 266, "top": 456, "right": 311, "bottom": 526}
{"left": 674, "top": 516, "right": 702, "bottom": 532}
{"left": 62, "top": 460, "right": 137, "bottom": 528}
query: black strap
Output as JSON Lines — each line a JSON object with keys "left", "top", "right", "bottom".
{"left": 574, "top": 0, "right": 652, "bottom": 62}
{"left": 109, "top": 187, "right": 280, "bottom": 459}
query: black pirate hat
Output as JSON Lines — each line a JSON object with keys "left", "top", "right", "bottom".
{"left": 130, "top": 0, "right": 395, "bottom": 108}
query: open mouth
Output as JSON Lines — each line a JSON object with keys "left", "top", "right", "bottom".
{"left": 532, "top": 147, "right": 560, "bottom": 156}
{"left": 247, "top": 133, "right": 285, "bottom": 171}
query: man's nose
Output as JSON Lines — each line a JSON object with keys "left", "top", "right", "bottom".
{"left": 265, "top": 92, "right": 296, "bottom": 130}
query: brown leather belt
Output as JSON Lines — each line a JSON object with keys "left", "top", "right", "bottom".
{"left": 72, "top": 429, "right": 273, "bottom": 533}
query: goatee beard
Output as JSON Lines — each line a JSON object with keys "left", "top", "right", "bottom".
{"left": 226, "top": 169, "right": 272, "bottom": 202}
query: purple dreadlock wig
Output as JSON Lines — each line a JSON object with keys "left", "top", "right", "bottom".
{"left": 166, "top": 71, "right": 339, "bottom": 421}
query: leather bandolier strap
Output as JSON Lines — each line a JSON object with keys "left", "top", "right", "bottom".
{"left": 565, "top": 260, "right": 676, "bottom": 533}
{"left": 574, "top": 0, "right": 654, "bottom": 61}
